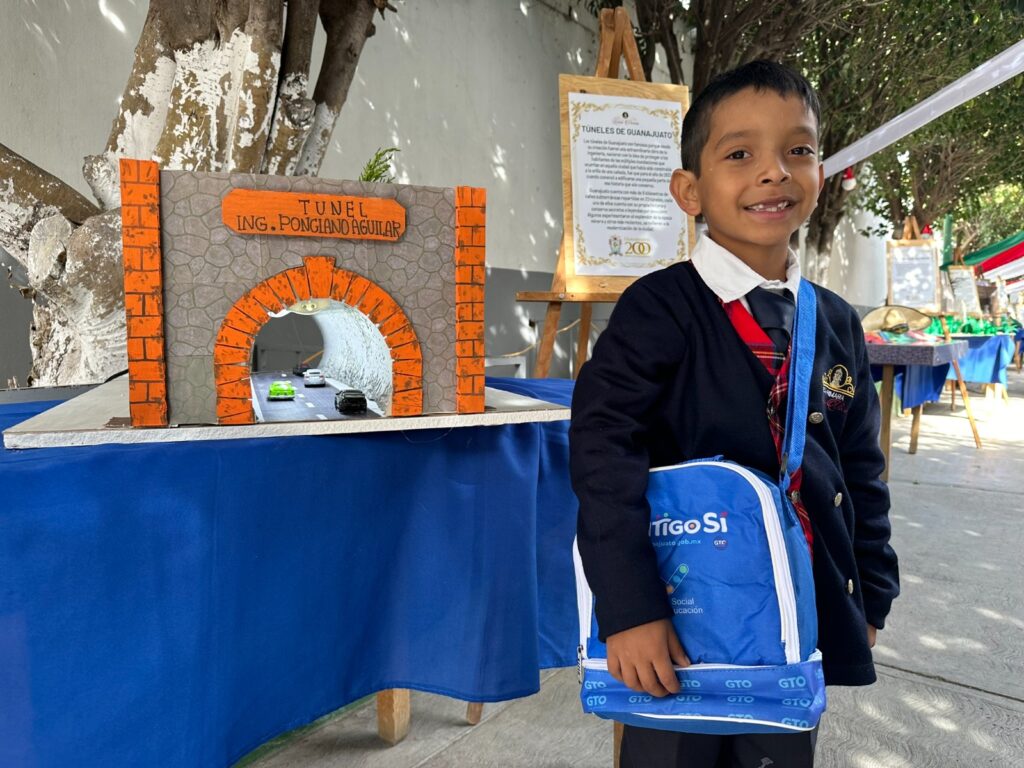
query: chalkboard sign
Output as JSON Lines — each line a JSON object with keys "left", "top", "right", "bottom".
{"left": 887, "top": 240, "right": 940, "bottom": 312}
{"left": 947, "top": 265, "right": 982, "bottom": 316}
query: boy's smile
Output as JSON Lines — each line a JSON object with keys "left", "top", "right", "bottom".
{"left": 671, "top": 88, "right": 824, "bottom": 279}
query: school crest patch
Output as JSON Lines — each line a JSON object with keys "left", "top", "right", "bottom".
{"left": 823, "top": 364, "right": 855, "bottom": 411}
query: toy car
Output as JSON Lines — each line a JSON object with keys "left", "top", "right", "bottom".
{"left": 268, "top": 380, "right": 296, "bottom": 400}
{"left": 302, "top": 368, "right": 326, "bottom": 387}
{"left": 334, "top": 389, "right": 367, "bottom": 414}
{"left": 292, "top": 362, "right": 311, "bottom": 376}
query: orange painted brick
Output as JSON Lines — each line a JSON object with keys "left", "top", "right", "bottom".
{"left": 219, "top": 379, "right": 252, "bottom": 399}
{"left": 456, "top": 340, "right": 485, "bottom": 358}
{"left": 344, "top": 275, "right": 371, "bottom": 307}
{"left": 392, "top": 374, "right": 421, "bottom": 392}
{"left": 456, "top": 187, "right": 474, "bottom": 206}
{"left": 393, "top": 359, "right": 423, "bottom": 377}
{"left": 128, "top": 316, "right": 162, "bottom": 338}
{"left": 284, "top": 267, "right": 311, "bottom": 301}
{"left": 457, "top": 321, "right": 484, "bottom": 341}
{"left": 386, "top": 326, "right": 418, "bottom": 348}
{"left": 147, "top": 380, "right": 167, "bottom": 402}
{"left": 370, "top": 296, "right": 401, "bottom": 325}
{"left": 304, "top": 255, "right": 335, "bottom": 298}
{"left": 127, "top": 338, "right": 145, "bottom": 361}
{"left": 235, "top": 295, "right": 269, "bottom": 327}
{"left": 455, "top": 246, "right": 485, "bottom": 266}
{"left": 472, "top": 188, "right": 486, "bottom": 207}
{"left": 472, "top": 266, "right": 486, "bottom": 284}
{"left": 119, "top": 159, "right": 139, "bottom": 183}
{"left": 378, "top": 312, "right": 409, "bottom": 337}
{"left": 215, "top": 363, "right": 250, "bottom": 385}
{"left": 214, "top": 344, "right": 251, "bottom": 365}
{"left": 216, "top": 324, "right": 254, "bottom": 350}
{"left": 138, "top": 203, "right": 160, "bottom": 229}
{"left": 144, "top": 338, "right": 164, "bottom": 360}
{"left": 457, "top": 375, "right": 485, "bottom": 396}
{"left": 248, "top": 282, "right": 286, "bottom": 313}
{"left": 455, "top": 265, "right": 474, "bottom": 284}
{"left": 124, "top": 294, "right": 144, "bottom": 316}
{"left": 471, "top": 227, "right": 486, "bottom": 247}
{"left": 391, "top": 389, "right": 423, "bottom": 416}
{"left": 223, "top": 306, "right": 261, "bottom": 336}
{"left": 129, "top": 380, "right": 147, "bottom": 402}
{"left": 267, "top": 273, "right": 297, "bottom": 307}
{"left": 357, "top": 284, "right": 388, "bottom": 316}
{"left": 456, "top": 207, "right": 485, "bottom": 228}
{"left": 121, "top": 182, "right": 159, "bottom": 206}
{"left": 138, "top": 161, "right": 160, "bottom": 184}
{"left": 122, "top": 226, "right": 160, "bottom": 249}
{"left": 122, "top": 246, "right": 143, "bottom": 271}
{"left": 219, "top": 411, "right": 255, "bottom": 426}
{"left": 457, "top": 393, "right": 485, "bottom": 414}
{"left": 456, "top": 357, "right": 485, "bottom": 376}
{"left": 456, "top": 284, "right": 484, "bottom": 303}
{"left": 130, "top": 360, "right": 165, "bottom": 382}
{"left": 331, "top": 269, "right": 354, "bottom": 301}
{"left": 454, "top": 226, "right": 485, "bottom": 247}
{"left": 124, "top": 270, "right": 161, "bottom": 294}
{"left": 121, "top": 206, "right": 141, "bottom": 228}
{"left": 132, "top": 403, "right": 168, "bottom": 427}
{"left": 140, "top": 244, "right": 162, "bottom": 271}
{"left": 390, "top": 341, "right": 422, "bottom": 361}
{"left": 216, "top": 397, "right": 252, "bottom": 419}
{"left": 144, "top": 294, "right": 163, "bottom": 316}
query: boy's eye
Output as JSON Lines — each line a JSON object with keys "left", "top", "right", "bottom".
{"left": 791, "top": 146, "right": 816, "bottom": 156}
{"left": 726, "top": 150, "right": 750, "bottom": 160}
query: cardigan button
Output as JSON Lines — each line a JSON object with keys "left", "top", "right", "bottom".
{"left": 808, "top": 411, "right": 824, "bottom": 424}
{"left": 847, "top": 579, "right": 855, "bottom": 595}
{"left": 833, "top": 492, "right": 843, "bottom": 507}
{"left": 789, "top": 490, "right": 800, "bottom": 503}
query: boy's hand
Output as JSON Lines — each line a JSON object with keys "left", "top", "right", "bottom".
{"left": 867, "top": 623, "right": 877, "bottom": 648}
{"left": 606, "top": 619, "right": 690, "bottom": 697}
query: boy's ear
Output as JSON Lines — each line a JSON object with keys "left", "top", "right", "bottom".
{"left": 817, "top": 163, "right": 825, "bottom": 195}
{"left": 670, "top": 169, "right": 702, "bottom": 217}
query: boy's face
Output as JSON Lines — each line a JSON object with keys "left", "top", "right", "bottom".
{"left": 670, "top": 88, "right": 824, "bottom": 265}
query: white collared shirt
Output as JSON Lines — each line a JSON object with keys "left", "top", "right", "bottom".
{"left": 688, "top": 233, "right": 801, "bottom": 312}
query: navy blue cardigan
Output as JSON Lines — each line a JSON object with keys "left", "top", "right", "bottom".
{"left": 570, "top": 261, "right": 899, "bottom": 687}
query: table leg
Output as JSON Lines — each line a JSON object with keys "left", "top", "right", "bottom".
{"left": 879, "top": 365, "right": 895, "bottom": 483}
{"left": 950, "top": 359, "right": 983, "bottom": 449}
{"left": 613, "top": 721, "right": 624, "bottom": 768}
{"left": 909, "top": 405, "right": 923, "bottom": 454}
{"left": 465, "top": 702, "right": 483, "bottom": 725}
{"left": 574, "top": 302, "right": 593, "bottom": 378}
{"left": 949, "top": 380, "right": 956, "bottom": 410}
{"left": 377, "top": 689, "right": 411, "bottom": 745}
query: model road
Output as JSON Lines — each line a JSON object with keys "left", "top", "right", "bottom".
{"left": 250, "top": 371, "right": 381, "bottom": 423}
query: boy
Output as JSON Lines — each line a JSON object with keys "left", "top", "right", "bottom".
{"left": 569, "top": 61, "right": 899, "bottom": 767}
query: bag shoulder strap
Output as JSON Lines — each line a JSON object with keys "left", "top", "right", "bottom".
{"left": 780, "top": 279, "right": 817, "bottom": 491}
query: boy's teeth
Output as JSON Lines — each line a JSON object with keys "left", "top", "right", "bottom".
{"left": 749, "top": 202, "right": 789, "bottom": 212}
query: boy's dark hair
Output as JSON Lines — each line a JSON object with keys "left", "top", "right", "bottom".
{"left": 680, "top": 60, "right": 820, "bottom": 175}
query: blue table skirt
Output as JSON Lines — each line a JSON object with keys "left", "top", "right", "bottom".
{"left": 870, "top": 364, "right": 950, "bottom": 410}
{"left": 944, "top": 335, "right": 1014, "bottom": 387}
{"left": 0, "top": 378, "right": 580, "bottom": 768}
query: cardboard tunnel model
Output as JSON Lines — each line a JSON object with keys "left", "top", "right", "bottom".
{"left": 119, "top": 159, "right": 486, "bottom": 427}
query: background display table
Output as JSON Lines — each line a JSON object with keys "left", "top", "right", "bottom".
{"left": 0, "top": 378, "right": 581, "bottom": 768}
{"left": 945, "top": 333, "right": 1015, "bottom": 390}
{"left": 867, "top": 341, "right": 969, "bottom": 480}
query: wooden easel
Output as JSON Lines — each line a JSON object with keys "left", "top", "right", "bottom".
{"left": 516, "top": 7, "right": 646, "bottom": 378}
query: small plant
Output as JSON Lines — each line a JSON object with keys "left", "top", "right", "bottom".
{"left": 359, "top": 147, "right": 400, "bottom": 183}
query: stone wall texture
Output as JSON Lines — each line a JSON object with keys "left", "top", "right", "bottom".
{"left": 159, "top": 171, "right": 459, "bottom": 425}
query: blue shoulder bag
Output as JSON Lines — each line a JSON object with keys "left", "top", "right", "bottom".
{"left": 574, "top": 278, "right": 825, "bottom": 735}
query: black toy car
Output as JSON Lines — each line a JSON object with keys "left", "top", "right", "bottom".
{"left": 335, "top": 389, "right": 368, "bottom": 415}
{"left": 292, "top": 362, "right": 311, "bottom": 376}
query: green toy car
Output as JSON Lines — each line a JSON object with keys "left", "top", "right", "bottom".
{"left": 267, "top": 380, "right": 296, "bottom": 400}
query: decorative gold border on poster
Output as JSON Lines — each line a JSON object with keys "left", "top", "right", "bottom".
{"left": 885, "top": 239, "right": 941, "bottom": 314}
{"left": 559, "top": 74, "right": 692, "bottom": 294}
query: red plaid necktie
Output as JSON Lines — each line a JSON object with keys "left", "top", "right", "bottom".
{"left": 723, "top": 300, "right": 814, "bottom": 554}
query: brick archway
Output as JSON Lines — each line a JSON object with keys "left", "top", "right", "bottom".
{"left": 213, "top": 256, "right": 423, "bottom": 424}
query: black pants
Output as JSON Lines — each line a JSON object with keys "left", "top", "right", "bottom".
{"left": 620, "top": 725, "right": 817, "bottom": 768}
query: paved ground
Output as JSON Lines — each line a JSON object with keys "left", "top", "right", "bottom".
{"left": 240, "top": 368, "right": 1024, "bottom": 768}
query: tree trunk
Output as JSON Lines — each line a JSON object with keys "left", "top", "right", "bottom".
{"left": 296, "top": 0, "right": 379, "bottom": 176}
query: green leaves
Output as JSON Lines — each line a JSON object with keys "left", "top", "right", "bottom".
{"left": 358, "top": 147, "right": 400, "bottom": 184}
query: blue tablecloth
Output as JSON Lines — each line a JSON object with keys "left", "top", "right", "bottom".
{"left": 0, "top": 378, "right": 580, "bottom": 768}
{"left": 945, "top": 335, "right": 1014, "bottom": 386}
